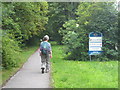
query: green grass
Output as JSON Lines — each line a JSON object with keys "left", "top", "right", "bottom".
{"left": 1, "top": 46, "right": 38, "bottom": 86}
{"left": 51, "top": 44, "right": 118, "bottom": 88}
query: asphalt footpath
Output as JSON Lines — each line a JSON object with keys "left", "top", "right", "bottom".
{"left": 2, "top": 49, "right": 51, "bottom": 88}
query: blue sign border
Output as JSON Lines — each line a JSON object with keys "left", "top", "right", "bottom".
{"left": 89, "top": 32, "right": 102, "bottom": 37}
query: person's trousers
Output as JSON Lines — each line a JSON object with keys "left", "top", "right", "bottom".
{"left": 41, "top": 54, "right": 50, "bottom": 70}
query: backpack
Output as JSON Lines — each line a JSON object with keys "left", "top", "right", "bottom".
{"left": 41, "top": 42, "right": 49, "bottom": 55}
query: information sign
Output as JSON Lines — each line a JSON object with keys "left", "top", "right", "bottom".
{"left": 89, "top": 32, "right": 102, "bottom": 55}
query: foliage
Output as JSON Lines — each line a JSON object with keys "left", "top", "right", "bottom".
{"left": 13, "top": 2, "right": 48, "bottom": 42}
{"left": 51, "top": 43, "right": 118, "bottom": 88}
{"left": 2, "top": 2, "right": 48, "bottom": 44}
{"left": 2, "top": 2, "right": 48, "bottom": 69}
{"left": 60, "top": 2, "right": 118, "bottom": 61}
{"left": 0, "top": 30, "right": 2, "bottom": 66}
{"left": 2, "top": 3, "right": 22, "bottom": 44}
{"left": 118, "top": 12, "right": 120, "bottom": 59}
{"left": 59, "top": 20, "right": 88, "bottom": 60}
{"left": 2, "top": 32, "right": 21, "bottom": 69}
{"left": 45, "top": 2, "right": 79, "bottom": 44}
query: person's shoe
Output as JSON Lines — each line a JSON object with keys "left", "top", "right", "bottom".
{"left": 41, "top": 68, "right": 45, "bottom": 74}
{"left": 45, "top": 69, "right": 49, "bottom": 73}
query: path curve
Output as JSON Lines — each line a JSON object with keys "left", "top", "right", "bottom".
{"left": 2, "top": 49, "right": 51, "bottom": 88}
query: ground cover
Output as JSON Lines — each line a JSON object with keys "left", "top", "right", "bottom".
{"left": 51, "top": 43, "right": 118, "bottom": 88}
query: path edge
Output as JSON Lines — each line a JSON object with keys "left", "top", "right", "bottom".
{"left": 2, "top": 48, "right": 38, "bottom": 88}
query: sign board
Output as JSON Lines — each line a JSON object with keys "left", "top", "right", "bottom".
{"left": 89, "top": 32, "right": 102, "bottom": 55}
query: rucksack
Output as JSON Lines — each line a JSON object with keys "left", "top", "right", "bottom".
{"left": 41, "top": 42, "right": 49, "bottom": 55}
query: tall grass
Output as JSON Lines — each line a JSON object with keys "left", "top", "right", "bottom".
{"left": 51, "top": 44, "right": 118, "bottom": 88}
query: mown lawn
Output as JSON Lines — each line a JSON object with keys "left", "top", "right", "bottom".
{"left": 51, "top": 44, "right": 118, "bottom": 88}
{"left": 1, "top": 46, "right": 38, "bottom": 86}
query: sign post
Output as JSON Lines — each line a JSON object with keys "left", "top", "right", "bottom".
{"left": 88, "top": 32, "right": 103, "bottom": 61}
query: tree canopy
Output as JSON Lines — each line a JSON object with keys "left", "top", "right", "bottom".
{"left": 1, "top": 2, "right": 119, "bottom": 69}
{"left": 59, "top": 2, "right": 118, "bottom": 60}
{"left": 2, "top": 2, "right": 48, "bottom": 69}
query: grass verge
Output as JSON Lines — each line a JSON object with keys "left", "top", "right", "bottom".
{"left": 1, "top": 46, "right": 38, "bottom": 86}
{"left": 51, "top": 44, "right": 118, "bottom": 88}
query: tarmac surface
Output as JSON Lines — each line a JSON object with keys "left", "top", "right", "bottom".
{"left": 2, "top": 49, "right": 51, "bottom": 88}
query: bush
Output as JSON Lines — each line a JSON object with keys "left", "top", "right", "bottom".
{"left": 60, "top": 20, "right": 118, "bottom": 61}
{"left": 2, "top": 33, "right": 21, "bottom": 69}
{"left": 59, "top": 20, "right": 89, "bottom": 61}
{"left": 0, "top": 30, "right": 2, "bottom": 67}
{"left": 59, "top": 3, "right": 118, "bottom": 61}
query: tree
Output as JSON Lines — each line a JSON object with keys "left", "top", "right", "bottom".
{"left": 13, "top": 2, "right": 48, "bottom": 43}
{"left": 2, "top": 2, "right": 48, "bottom": 69}
{"left": 2, "top": 2, "right": 48, "bottom": 44}
{"left": 45, "top": 2, "right": 79, "bottom": 44}
{"left": 60, "top": 2, "right": 118, "bottom": 61}
{"left": 2, "top": 2, "right": 22, "bottom": 43}
{"left": 118, "top": 11, "right": 120, "bottom": 59}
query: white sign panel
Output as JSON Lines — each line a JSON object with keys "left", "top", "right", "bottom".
{"left": 89, "top": 32, "right": 102, "bottom": 55}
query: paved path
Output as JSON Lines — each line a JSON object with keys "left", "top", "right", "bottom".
{"left": 2, "top": 49, "right": 51, "bottom": 88}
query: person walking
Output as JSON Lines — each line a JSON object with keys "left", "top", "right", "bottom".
{"left": 39, "top": 35, "right": 52, "bottom": 74}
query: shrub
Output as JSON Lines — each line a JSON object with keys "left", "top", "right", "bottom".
{"left": 59, "top": 20, "right": 89, "bottom": 61}
{"left": 0, "top": 30, "right": 2, "bottom": 67}
{"left": 2, "top": 32, "right": 21, "bottom": 69}
{"left": 59, "top": 2, "right": 118, "bottom": 61}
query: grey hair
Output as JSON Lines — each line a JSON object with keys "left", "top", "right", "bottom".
{"left": 43, "top": 35, "right": 49, "bottom": 41}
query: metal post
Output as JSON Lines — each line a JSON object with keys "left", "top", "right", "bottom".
{"left": 90, "top": 55, "right": 91, "bottom": 61}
